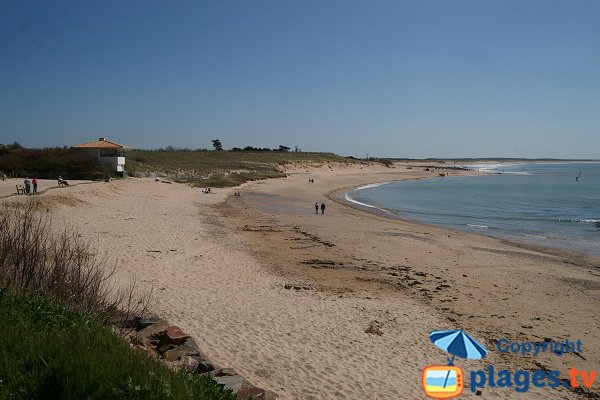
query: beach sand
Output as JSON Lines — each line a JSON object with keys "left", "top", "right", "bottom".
{"left": 4, "top": 163, "right": 598, "bottom": 399}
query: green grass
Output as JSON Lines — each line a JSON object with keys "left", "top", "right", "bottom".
{"left": 0, "top": 290, "right": 236, "bottom": 400}
{"left": 125, "top": 150, "right": 365, "bottom": 187}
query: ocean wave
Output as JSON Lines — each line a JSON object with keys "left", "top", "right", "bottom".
{"left": 558, "top": 218, "right": 600, "bottom": 223}
{"left": 466, "top": 224, "right": 489, "bottom": 228}
{"left": 461, "top": 164, "right": 531, "bottom": 175}
{"left": 352, "top": 181, "right": 393, "bottom": 191}
{"left": 344, "top": 193, "right": 387, "bottom": 212}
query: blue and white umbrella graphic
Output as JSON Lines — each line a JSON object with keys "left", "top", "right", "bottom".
{"left": 429, "top": 329, "right": 488, "bottom": 388}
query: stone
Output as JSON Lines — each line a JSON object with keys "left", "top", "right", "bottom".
{"left": 365, "top": 321, "right": 383, "bottom": 336}
{"left": 134, "top": 319, "right": 169, "bottom": 345}
{"left": 214, "top": 374, "right": 246, "bottom": 394}
{"left": 195, "top": 360, "right": 215, "bottom": 374}
{"left": 137, "top": 313, "right": 161, "bottom": 329}
{"left": 237, "top": 385, "right": 267, "bottom": 399}
{"left": 165, "top": 325, "right": 190, "bottom": 345}
{"left": 284, "top": 284, "right": 292, "bottom": 289}
{"left": 158, "top": 342, "right": 175, "bottom": 354}
{"left": 163, "top": 337, "right": 201, "bottom": 361}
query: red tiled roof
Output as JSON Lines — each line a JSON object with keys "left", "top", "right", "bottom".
{"left": 73, "top": 138, "right": 126, "bottom": 149}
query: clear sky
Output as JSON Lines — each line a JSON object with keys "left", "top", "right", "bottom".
{"left": 1, "top": 0, "right": 599, "bottom": 158}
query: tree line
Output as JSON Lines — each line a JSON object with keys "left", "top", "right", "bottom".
{"left": 0, "top": 144, "right": 106, "bottom": 179}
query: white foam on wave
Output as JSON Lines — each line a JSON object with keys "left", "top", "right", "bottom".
{"left": 344, "top": 181, "right": 396, "bottom": 211}
{"left": 467, "top": 224, "right": 489, "bottom": 228}
{"left": 353, "top": 181, "right": 393, "bottom": 191}
{"left": 461, "top": 163, "right": 531, "bottom": 175}
{"left": 344, "top": 192, "right": 387, "bottom": 211}
{"left": 558, "top": 218, "right": 600, "bottom": 223}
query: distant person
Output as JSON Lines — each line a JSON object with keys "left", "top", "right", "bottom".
{"left": 24, "top": 177, "right": 31, "bottom": 194}
{"left": 320, "top": 202, "right": 326, "bottom": 214}
{"left": 58, "top": 176, "right": 69, "bottom": 187}
{"left": 32, "top": 177, "right": 38, "bottom": 193}
{"left": 315, "top": 202, "right": 319, "bottom": 214}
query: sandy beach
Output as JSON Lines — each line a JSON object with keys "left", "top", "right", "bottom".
{"left": 3, "top": 163, "right": 598, "bottom": 399}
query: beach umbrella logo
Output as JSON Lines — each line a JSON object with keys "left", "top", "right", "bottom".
{"left": 422, "top": 329, "right": 488, "bottom": 399}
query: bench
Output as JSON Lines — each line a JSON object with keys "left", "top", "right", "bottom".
{"left": 16, "top": 184, "right": 24, "bottom": 194}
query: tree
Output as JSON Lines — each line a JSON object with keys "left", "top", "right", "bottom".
{"left": 277, "top": 145, "right": 290, "bottom": 152}
{"left": 211, "top": 139, "right": 223, "bottom": 151}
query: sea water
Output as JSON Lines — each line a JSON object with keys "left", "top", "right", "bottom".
{"left": 345, "top": 163, "right": 600, "bottom": 256}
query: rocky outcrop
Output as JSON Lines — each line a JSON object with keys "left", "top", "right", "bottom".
{"left": 114, "top": 314, "right": 277, "bottom": 399}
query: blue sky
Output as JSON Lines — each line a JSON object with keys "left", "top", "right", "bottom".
{"left": 1, "top": 0, "right": 599, "bottom": 158}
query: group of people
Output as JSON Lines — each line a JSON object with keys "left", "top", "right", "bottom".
{"left": 308, "top": 178, "right": 314, "bottom": 183}
{"left": 202, "top": 187, "right": 212, "bottom": 194}
{"left": 23, "top": 177, "right": 38, "bottom": 194}
{"left": 314, "top": 202, "right": 326, "bottom": 214}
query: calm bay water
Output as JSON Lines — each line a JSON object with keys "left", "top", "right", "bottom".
{"left": 345, "top": 163, "right": 600, "bottom": 256}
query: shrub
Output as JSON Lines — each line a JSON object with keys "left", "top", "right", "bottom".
{"left": 0, "top": 200, "right": 149, "bottom": 320}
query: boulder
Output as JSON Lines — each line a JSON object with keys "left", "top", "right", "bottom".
{"left": 133, "top": 319, "right": 169, "bottom": 346}
{"left": 237, "top": 385, "right": 268, "bottom": 399}
{"left": 166, "top": 325, "right": 190, "bottom": 345}
{"left": 163, "top": 337, "right": 201, "bottom": 361}
{"left": 214, "top": 374, "right": 246, "bottom": 394}
{"left": 137, "top": 313, "right": 161, "bottom": 329}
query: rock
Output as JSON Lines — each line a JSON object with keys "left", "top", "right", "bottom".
{"left": 302, "top": 285, "right": 312, "bottom": 290}
{"left": 476, "top": 389, "right": 483, "bottom": 395}
{"left": 293, "top": 285, "right": 302, "bottom": 290}
{"left": 213, "top": 367, "right": 239, "bottom": 377}
{"left": 109, "top": 312, "right": 138, "bottom": 328}
{"left": 137, "top": 314, "right": 161, "bottom": 329}
{"left": 284, "top": 284, "right": 292, "bottom": 289}
{"left": 215, "top": 375, "right": 245, "bottom": 394}
{"left": 174, "top": 355, "right": 202, "bottom": 372}
{"left": 365, "top": 320, "right": 383, "bottom": 336}
{"left": 237, "top": 385, "right": 267, "bottom": 399}
{"left": 163, "top": 337, "right": 201, "bottom": 361}
{"left": 195, "top": 360, "right": 216, "bottom": 374}
{"left": 158, "top": 342, "right": 175, "bottom": 354}
{"left": 133, "top": 319, "right": 169, "bottom": 346}
{"left": 165, "top": 325, "right": 190, "bottom": 345}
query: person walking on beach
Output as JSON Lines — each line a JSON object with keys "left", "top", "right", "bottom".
{"left": 32, "top": 177, "right": 38, "bottom": 194}
{"left": 315, "top": 202, "right": 319, "bottom": 214}
{"left": 320, "top": 202, "right": 326, "bottom": 214}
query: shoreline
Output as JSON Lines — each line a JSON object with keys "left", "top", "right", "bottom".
{"left": 333, "top": 172, "right": 600, "bottom": 261}
{"left": 220, "top": 162, "right": 599, "bottom": 398}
